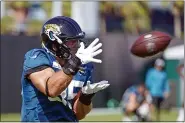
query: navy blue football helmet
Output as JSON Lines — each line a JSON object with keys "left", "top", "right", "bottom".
{"left": 41, "top": 16, "right": 85, "bottom": 59}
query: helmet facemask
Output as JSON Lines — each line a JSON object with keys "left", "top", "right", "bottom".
{"left": 64, "top": 39, "right": 81, "bottom": 55}
{"left": 42, "top": 31, "right": 83, "bottom": 60}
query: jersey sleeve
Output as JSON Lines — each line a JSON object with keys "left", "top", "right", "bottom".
{"left": 23, "top": 50, "right": 51, "bottom": 77}
{"left": 72, "top": 62, "right": 94, "bottom": 87}
{"left": 83, "top": 63, "right": 94, "bottom": 86}
{"left": 86, "top": 63, "right": 94, "bottom": 82}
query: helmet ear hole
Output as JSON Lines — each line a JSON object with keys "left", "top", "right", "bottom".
{"left": 41, "top": 33, "right": 50, "bottom": 44}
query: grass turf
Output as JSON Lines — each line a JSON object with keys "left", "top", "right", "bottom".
{"left": 1, "top": 110, "right": 178, "bottom": 122}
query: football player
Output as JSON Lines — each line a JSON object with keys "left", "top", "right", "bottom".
{"left": 21, "top": 16, "right": 110, "bottom": 122}
{"left": 121, "top": 83, "right": 152, "bottom": 122}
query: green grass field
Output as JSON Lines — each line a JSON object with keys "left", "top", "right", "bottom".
{"left": 1, "top": 110, "right": 178, "bottom": 122}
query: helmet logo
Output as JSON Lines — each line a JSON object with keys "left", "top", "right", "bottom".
{"left": 44, "top": 24, "right": 61, "bottom": 41}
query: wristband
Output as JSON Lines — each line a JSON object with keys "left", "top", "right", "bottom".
{"left": 63, "top": 55, "right": 82, "bottom": 75}
{"left": 79, "top": 92, "right": 95, "bottom": 105}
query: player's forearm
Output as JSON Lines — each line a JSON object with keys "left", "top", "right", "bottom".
{"left": 73, "top": 98, "right": 92, "bottom": 120}
{"left": 47, "top": 55, "right": 82, "bottom": 97}
{"left": 126, "top": 94, "right": 139, "bottom": 112}
{"left": 47, "top": 70, "right": 73, "bottom": 97}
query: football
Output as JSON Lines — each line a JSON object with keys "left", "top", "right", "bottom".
{"left": 131, "top": 31, "right": 172, "bottom": 58}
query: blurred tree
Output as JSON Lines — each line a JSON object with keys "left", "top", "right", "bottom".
{"left": 100, "top": 1, "right": 124, "bottom": 33}
{"left": 2, "top": 1, "right": 30, "bottom": 35}
{"left": 99, "top": 1, "right": 105, "bottom": 13}
{"left": 63, "top": 1, "right": 71, "bottom": 17}
{"left": 42, "top": 2, "right": 52, "bottom": 18}
{"left": 99, "top": 1, "right": 107, "bottom": 33}
{"left": 2, "top": 1, "right": 73, "bottom": 35}
{"left": 27, "top": 1, "right": 72, "bottom": 35}
{"left": 7, "top": 1, "right": 30, "bottom": 9}
{"left": 101, "top": 1, "right": 115, "bottom": 13}
{"left": 121, "top": 1, "right": 151, "bottom": 34}
{"left": 107, "top": 98, "right": 120, "bottom": 108}
{"left": 174, "top": 1, "right": 184, "bottom": 10}
{"left": 42, "top": 1, "right": 72, "bottom": 18}
{"left": 172, "top": 1, "right": 184, "bottom": 39}
{"left": 1, "top": 16, "right": 15, "bottom": 34}
{"left": 26, "top": 20, "right": 43, "bottom": 36}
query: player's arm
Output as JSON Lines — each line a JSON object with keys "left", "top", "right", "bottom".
{"left": 71, "top": 64, "right": 94, "bottom": 120}
{"left": 144, "top": 90, "right": 152, "bottom": 105}
{"left": 28, "top": 55, "right": 81, "bottom": 98}
{"left": 28, "top": 67, "right": 72, "bottom": 97}
{"left": 73, "top": 91, "right": 92, "bottom": 120}
{"left": 70, "top": 39, "right": 104, "bottom": 119}
{"left": 73, "top": 99, "right": 92, "bottom": 120}
{"left": 177, "top": 64, "right": 184, "bottom": 79}
{"left": 27, "top": 38, "right": 103, "bottom": 98}
{"left": 163, "top": 76, "right": 170, "bottom": 99}
{"left": 73, "top": 81, "right": 109, "bottom": 120}
{"left": 126, "top": 93, "right": 139, "bottom": 113}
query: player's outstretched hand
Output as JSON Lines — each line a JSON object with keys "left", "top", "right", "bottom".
{"left": 82, "top": 80, "right": 110, "bottom": 94}
{"left": 76, "top": 38, "right": 102, "bottom": 64}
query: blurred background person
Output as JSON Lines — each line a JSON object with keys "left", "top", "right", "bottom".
{"left": 176, "top": 60, "right": 184, "bottom": 121}
{"left": 145, "top": 58, "right": 170, "bottom": 121}
{"left": 121, "top": 83, "right": 152, "bottom": 122}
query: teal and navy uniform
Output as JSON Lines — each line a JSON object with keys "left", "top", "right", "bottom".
{"left": 21, "top": 48, "right": 93, "bottom": 122}
{"left": 122, "top": 86, "right": 145, "bottom": 112}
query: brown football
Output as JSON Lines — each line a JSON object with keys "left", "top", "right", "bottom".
{"left": 131, "top": 31, "right": 172, "bottom": 57}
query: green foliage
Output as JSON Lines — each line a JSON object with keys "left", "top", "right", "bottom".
{"left": 1, "top": 1, "right": 183, "bottom": 36}
{"left": 107, "top": 98, "right": 120, "bottom": 108}
{"left": 41, "top": 1, "right": 72, "bottom": 18}
{"left": 6, "top": 1, "right": 30, "bottom": 9}
{"left": 63, "top": 1, "right": 71, "bottom": 17}
{"left": 121, "top": 1, "right": 151, "bottom": 33}
{"left": 42, "top": 2, "right": 52, "bottom": 18}
{"left": 1, "top": 16, "right": 15, "bottom": 34}
{"left": 26, "top": 20, "right": 43, "bottom": 36}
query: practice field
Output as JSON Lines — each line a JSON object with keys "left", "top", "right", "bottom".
{"left": 1, "top": 109, "right": 178, "bottom": 122}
